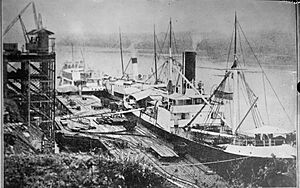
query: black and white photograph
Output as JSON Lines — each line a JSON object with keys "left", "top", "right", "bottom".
{"left": 2, "top": 0, "right": 299, "bottom": 187}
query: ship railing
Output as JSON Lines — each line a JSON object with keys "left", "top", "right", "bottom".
{"left": 233, "top": 138, "right": 285, "bottom": 147}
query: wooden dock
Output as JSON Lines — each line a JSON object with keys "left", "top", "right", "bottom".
{"left": 55, "top": 94, "right": 229, "bottom": 188}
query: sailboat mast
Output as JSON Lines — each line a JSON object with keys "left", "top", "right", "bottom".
{"left": 154, "top": 24, "right": 158, "bottom": 84}
{"left": 232, "top": 12, "right": 238, "bottom": 134}
{"left": 119, "top": 27, "right": 124, "bottom": 77}
{"left": 169, "top": 18, "right": 172, "bottom": 82}
{"left": 234, "top": 11, "right": 237, "bottom": 60}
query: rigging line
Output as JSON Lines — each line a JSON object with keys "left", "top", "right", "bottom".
{"left": 262, "top": 73, "right": 270, "bottom": 125}
{"left": 145, "top": 62, "right": 168, "bottom": 83}
{"left": 172, "top": 30, "right": 179, "bottom": 55}
{"left": 245, "top": 74, "right": 266, "bottom": 128}
{"left": 207, "top": 89, "right": 223, "bottom": 127}
{"left": 235, "top": 97, "right": 259, "bottom": 133}
{"left": 237, "top": 70, "right": 240, "bottom": 124}
{"left": 238, "top": 21, "right": 293, "bottom": 126}
{"left": 156, "top": 35, "right": 163, "bottom": 60}
{"left": 124, "top": 58, "right": 132, "bottom": 75}
{"left": 226, "top": 25, "right": 235, "bottom": 71}
{"left": 240, "top": 68, "right": 256, "bottom": 99}
{"left": 227, "top": 76, "right": 233, "bottom": 126}
{"left": 240, "top": 74, "right": 250, "bottom": 106}
{"left": 203, "top": 104, "right": 213, "bottom": 126}
{"left": 209, "top": 104, "right": 222, "bottom": 127}
{"left": 240, "top": 72, "right": 260, "bottom": 127}
{"left": 238, "top": 27, "right": 246, "bottom": 67}
{"left": 160, "top": 24, "right": 170, "bottom": 55}
{"left": 240, "top": 74, "right": 259, "bottom": 128}
{"left": 184, "top": 71, "right": 231, "bottom": 128}
{"left": 175, "top": 66, "right": 181, "bottom": 88}
{"left": 243, "top": 74, "right": 264, "bottom": 126}
{"left": 256, "top": 103, "right": 265, "bottom": 127}
{"left": 158, "top": 61, "right": 167, "bottom": 82}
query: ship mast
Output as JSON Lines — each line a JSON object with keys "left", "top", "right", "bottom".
{"left": 154, "top": 24, "right": 158, "bottom": 84}
{"left": 234, "top": 12, "right": 237, "bottom": 61}
{"left": 119, "top": 27, "right": 125, "bottom": 77}
{"left": 231, "top": 12, "right": 239, "bottom": 134}
{"left": 169, "top": 18, "right": 173, "bottom": 84}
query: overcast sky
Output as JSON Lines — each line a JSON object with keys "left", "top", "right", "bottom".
{"left": 3, "top": 0, "right": 296, "bottom": 39}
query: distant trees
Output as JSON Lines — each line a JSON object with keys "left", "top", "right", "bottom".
{"left": 56, "top": 30, "right": 295, "bottom": 65}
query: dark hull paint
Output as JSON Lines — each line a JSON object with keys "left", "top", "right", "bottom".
{"left": 126, "top": 112, "right": 241, "bottom": 163}
{"left": 125, "top": 112, "right": 279, "bottom": 182}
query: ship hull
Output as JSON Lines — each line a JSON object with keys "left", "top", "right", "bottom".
{"left": 124, "top": 111, "right": 295, "bottom": 182}
{"left": 125, "top": 111, "right": 241, "bottom": 163}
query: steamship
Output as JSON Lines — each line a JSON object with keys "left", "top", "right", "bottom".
{"left": 104, "top": 57, "right": 152, "bottom": 99}
{"left": 124, "top": 16, "right": 296, "bottom": 163}
{"left": 57, "top": 46, "right": 106, "bottom": 97}
{"left": 103, "top": 27, "right": 167, "bottom": 100}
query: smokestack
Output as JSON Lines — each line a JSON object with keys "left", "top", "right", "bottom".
{"left": 182, "top": 51, "right": 196, "bottom": 94}
{"left": 183, "top": 51, "right": 196, "bottom": 82}
{"left": 132, "top": 57, "right": 138, "bottom": 80}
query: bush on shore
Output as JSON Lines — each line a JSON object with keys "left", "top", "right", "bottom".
{"left": 4, "top": 153, "right": 165, "bottom": 188}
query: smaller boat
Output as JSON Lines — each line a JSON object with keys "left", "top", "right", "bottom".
{"left": 57, "top": 45, "right": 106, "bottom": 96}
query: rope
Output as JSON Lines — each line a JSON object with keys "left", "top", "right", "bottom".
{"left": 159, "top": 24, "right": 170, "bottom": 55}
{"left": 161, "top": 157, "right": 249, "bottom": 168}
{"left": 238, "top": 28, "right": 246, "bottom": 67}
{"left": 123, "top": 58, "right": 132, "bottom": 75}
{"left": 237, "top": 69, "right": 240, "bottom": 123}
{"left": 240, "top": 72, "right": 261, "bottom": 127}
{"left": 262, "top": 74, "right": 270, "bottom": 125}
{"left": 144, "top": 62, "right": 167, "bottom": 83}
{"left": 172, "top": 30, "right": 179, "bottom": 55}
{"left": 237, "top": 21, "right": 293, "bottom": 126}
{"left": 239, "top": 73, "right": 256, "bottom": 127}
{"left": 226, "top": 26, "right": 235, "bottom": 71}
{"left": 256, "top": 104, "right": 265, "bottom": 127}
{"left": 158, "top": 61, "right": 167, "bottom": 83}
{"left": 156, "top": 35, "right": 163, "bottom": 60}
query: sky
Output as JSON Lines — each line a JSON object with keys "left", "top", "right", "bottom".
{"left": 3, "top": 0, "right": 296, "bottom": 40}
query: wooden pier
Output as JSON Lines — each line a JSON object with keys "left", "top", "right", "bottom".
{"left": 55, "top": 94, "right": 229, "bottom": 188}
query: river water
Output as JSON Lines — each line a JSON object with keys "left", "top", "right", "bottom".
{"left": 56, "top": 45, "right": 297, "bottom": 132}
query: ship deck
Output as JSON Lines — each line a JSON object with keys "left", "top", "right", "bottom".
{"left": 56, "top": 94, "right": 111, "bottom": 116}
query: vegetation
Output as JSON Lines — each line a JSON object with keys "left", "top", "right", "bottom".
{"left": 209, "top": 156, "right": 297, "bottom": 187}
{"left": 4, "top": 153, "right": 165, "bottom": 188}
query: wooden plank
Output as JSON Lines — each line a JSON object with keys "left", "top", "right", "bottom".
{"left": 151, "top": 144, "right": 179, "bottom": 158}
